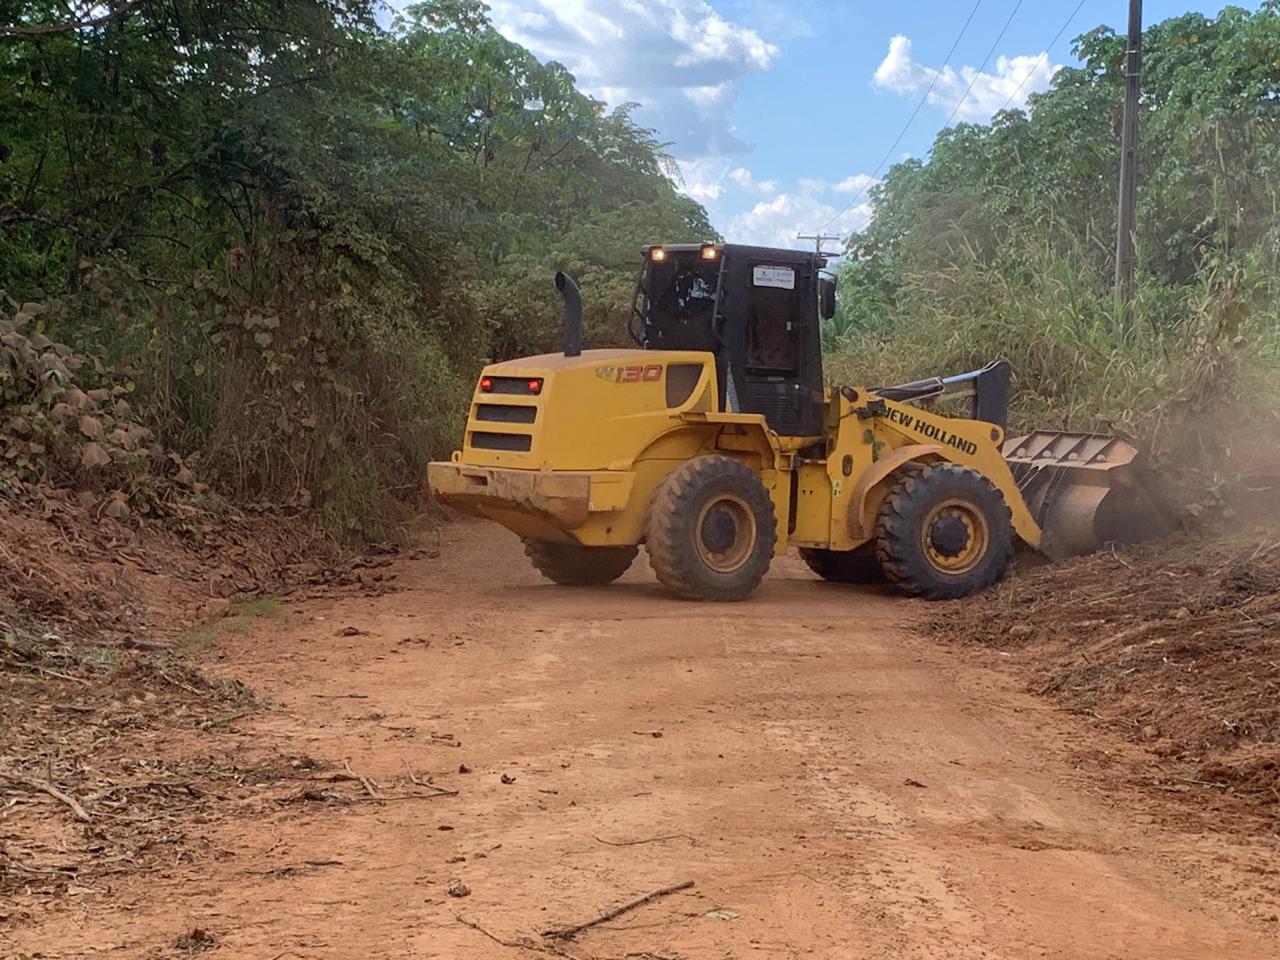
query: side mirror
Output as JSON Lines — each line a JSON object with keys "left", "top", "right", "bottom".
{"left": 819, "top": 277, "right": 837, "bottom": 320}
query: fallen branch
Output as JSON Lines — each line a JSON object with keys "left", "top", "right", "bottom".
{"left": 32, "top": 666, "right": 91, "bottom": 685}
{"left": 1, "top": 848, "right": 78, "bottom": 878}
{"left": 592, "top": 834, "right": 694, "bottom": 847}
{"left": 342, "top": 760, "right": 379, "bottom": 799}
{"left": 0, "top": 772, "right": 92, "bottom": 822}
{"left": 540, "top": 880, "right": 695, "bottom": 939}
{"left": 454, "top": 915, "right": 568, "bottom": 957}
{"left": 401, "top": 758, "right": 459, "bottom": 797}
{"left": 1170, "top": 775, "right": 1229, "bottom": 790}
{"left": 157, "top": 671, "right": 208, "bottom": 697}
{"left": 455, "top": 913, "right": 524, "bottom": 948}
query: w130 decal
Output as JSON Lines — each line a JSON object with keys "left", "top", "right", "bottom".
{"left": 595, "top": 364, "right": 663, "bottom": 383}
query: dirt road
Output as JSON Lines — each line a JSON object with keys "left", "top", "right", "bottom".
{"left": 12, "top": 521, "right": 1278, "bottom": 959}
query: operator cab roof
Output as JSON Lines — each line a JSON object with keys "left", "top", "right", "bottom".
{"left": 642, "top": 243, "right": 828, "bottom": 269}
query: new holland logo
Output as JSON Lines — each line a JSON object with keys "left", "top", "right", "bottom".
{"left": 595, "top": 364, "right": 663, "bottom": 383}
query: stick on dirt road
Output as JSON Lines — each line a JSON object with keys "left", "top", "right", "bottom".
{"left": 540, "top": 879, "right": 695, "bottom": 939}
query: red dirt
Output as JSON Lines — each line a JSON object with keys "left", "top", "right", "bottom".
{"left": 5, "top": 520, "right": 1279, "bottom": 958}
{"left": 936, "top": 531, "right": 1280, "bottom": 825}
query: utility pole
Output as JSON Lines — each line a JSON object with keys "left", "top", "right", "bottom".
{"left": 796, "top": 233, "right": 842, "bottom": 257}
{"left": 1114, "top": 0, "right": 1142, "bottom": 331}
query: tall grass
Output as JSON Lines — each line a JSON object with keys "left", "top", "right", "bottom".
{"left": 825, "top": 237, "right": 1280, "bottom": 470}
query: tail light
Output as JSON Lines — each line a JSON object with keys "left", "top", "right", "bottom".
{"left": 478, "top": 376, "right": 543, "bottom": 394}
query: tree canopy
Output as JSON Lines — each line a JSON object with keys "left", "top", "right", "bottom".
{"left": 0, "top": 0, "right": 714, "bottom": 535}
{"left": 836, "top": 3, "right": 1280, "bottom": 337}
{"left": 826, "top": 4, "right": 1279, "bottom": 469}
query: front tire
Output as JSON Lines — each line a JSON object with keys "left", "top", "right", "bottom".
{"left": 646, "top": 456, "right": 776, "bottom": 601}
{"left": 523, "top": 540, "right": 638, "bottom": 586}
{"left": 874, "top": 463, "right": 1013, "bottom": 600}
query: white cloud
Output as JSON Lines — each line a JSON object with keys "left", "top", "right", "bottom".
{"left": 673, "top": 158, "right": 778, "bottom": 202}
{"left": 684, "top": 82, "right": 734, "bottom": 110}
{"left": 674, "top": 159, "right": 877, "bottom": 249}
{"left": 728, "top": 167, "right": 776, "bottom": 196}
{"left": 676, "top": 157, "right": 734, "bottom": 202}
{"left": 832, "top": 173, "right": 877, "bottom": 195}
{"left": 725, "top": 185, "right": 875, "bottom": 251}
{"left": 485, "top": 0, "right": 778, "bottom": 156}
{"left": 873, "top": 34, "right": 1060, "bottom": 123}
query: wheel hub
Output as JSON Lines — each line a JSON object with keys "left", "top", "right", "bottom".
{"left": 693, "top": 493, "right": 757, "bottom": 574}
{"left": 928, "top": 515, "right": 970, "bottom": 557}
{"left": 700, "top": 508, "right": 738, "bottom": 554}
{"left": 920, "top": 498, "right": 990, "bottom": 576}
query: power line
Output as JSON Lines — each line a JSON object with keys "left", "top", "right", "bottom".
{"left": 816, "top": 0, "right": 984, "bottom": 233}
{"left": 819, "top": 0, "right": 1088, "bottom": 238}
{"left": 938, "top": 0, "right": 1026, "bottom": 129}
{"left": 991, "top": 0, "right": 1088, "bottom": 118}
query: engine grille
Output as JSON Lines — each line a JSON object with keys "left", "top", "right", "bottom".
{"left": 476, "top": 403, "right": 537, "bottom": 424}
{"left": 469, "top": 431, "right": 533, "bottom": 452}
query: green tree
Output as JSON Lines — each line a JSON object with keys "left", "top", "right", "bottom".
{"left": 0, "top": 0, "right": 714, "bottom": 537}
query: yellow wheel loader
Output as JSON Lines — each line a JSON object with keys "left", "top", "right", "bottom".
{"left": 428, "top": 243, "right": 1175, "bottom": 601}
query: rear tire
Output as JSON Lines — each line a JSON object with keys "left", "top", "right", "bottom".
{"left": 875, "top": 463, "right": 1013, "bottom": 600}
{"left": 799, "top": 544, "right": 885, "bottom": 584}
{"left": 646, "top": 456, "right": 776, "bottom": 601}
{"left": 523, "top": 540, "right": 637, "bottom": 586}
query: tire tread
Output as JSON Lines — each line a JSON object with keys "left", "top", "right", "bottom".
{"left": 873, "top": 462, "right": 1013, "bottom": 600}
{"left": 646, "top": 456, "right": 775, "bottom": 601}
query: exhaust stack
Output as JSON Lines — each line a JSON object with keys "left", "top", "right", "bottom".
{"left": 555, "top": 272, "right": 582, "bottom": 358}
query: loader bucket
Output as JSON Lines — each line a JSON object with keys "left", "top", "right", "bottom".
{"left": 1003, "top": 432, "right": 1180, "bottom": 559}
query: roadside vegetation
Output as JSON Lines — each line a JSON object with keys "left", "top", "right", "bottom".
{"left": 3, "top": 4, "right": 1277, "bottom": 540}
{"left": 1, "top": 0, "right": 711, "bottom": 539}
{"left": 827, "top": 5, "right": 1280, "bottom": 484}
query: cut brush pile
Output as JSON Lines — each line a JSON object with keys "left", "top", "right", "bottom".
{"left": 0, "top": 298, "right": 201, "bottom": 518}
{"left": 937, "top": 531, "right": 1280, "bottom": 827}
{"left": 0, "top": 302, "right": 406, "bottom": 917}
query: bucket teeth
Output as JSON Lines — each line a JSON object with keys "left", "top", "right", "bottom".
{"left": 1004, "top": 431, "right": 1179, "bottom": 559}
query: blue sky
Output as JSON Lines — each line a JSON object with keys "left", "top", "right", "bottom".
{"left": 477, "top": 1, "right": 1256, "bottom": 249}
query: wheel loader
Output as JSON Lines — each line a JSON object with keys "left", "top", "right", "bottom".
{"left": 427, "top": 243, "right": 1175, "bottom": 601}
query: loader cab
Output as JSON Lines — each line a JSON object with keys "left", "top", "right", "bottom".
{"left": 633, "top": 243, "right": 830, "bottom": 437}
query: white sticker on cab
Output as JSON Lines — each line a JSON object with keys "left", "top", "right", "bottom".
{"left": 753, "top": 265, "right": 795, "bottom": 290}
